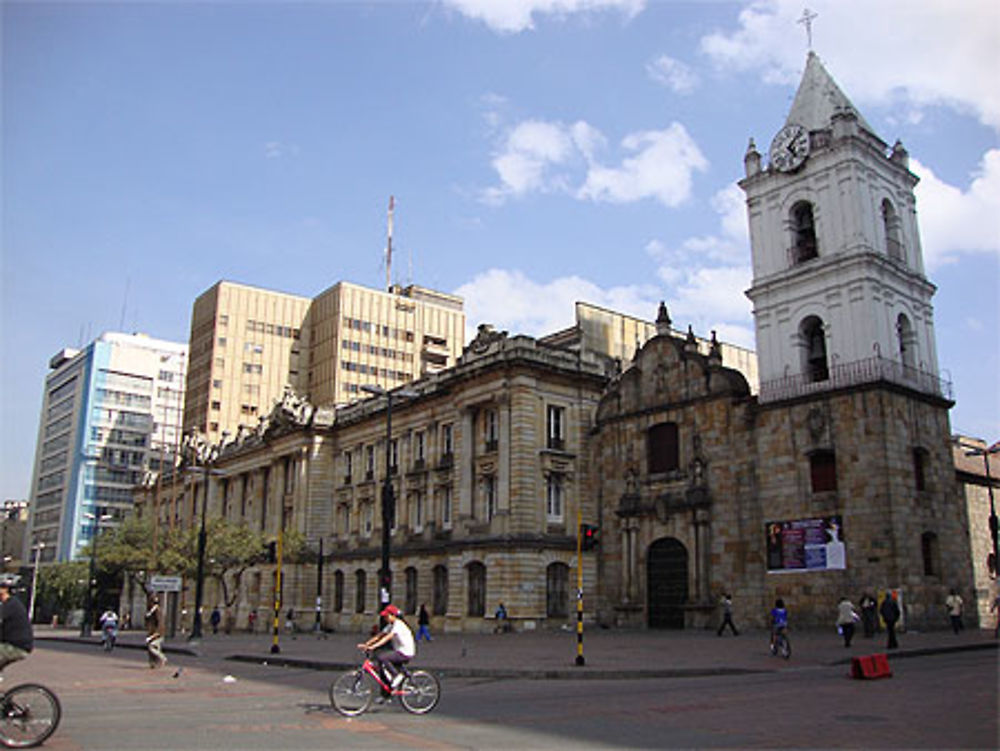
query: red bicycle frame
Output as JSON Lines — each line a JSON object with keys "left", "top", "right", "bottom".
{"left": 360, "top": 655, "right": 408, "bottom": 695}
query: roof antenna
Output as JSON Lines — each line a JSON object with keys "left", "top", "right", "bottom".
{"left": 798, "top": 7, "right": 818, "bottom": 51}
{"left": 385, "top": 195, "right": 394, "bottom": 293}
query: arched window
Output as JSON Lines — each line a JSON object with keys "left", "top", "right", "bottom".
{"left": 333, "top": 570, "right": 344, "bottom": 613}
{"left": 896, "top": 313, "right": 916, "bottom": 370}
{"left": 800, "top": 316, "right": 829, "bottom": 382}
{"left": 354, "top": 569, "right": 367, "bottom": 613}
{"left": 648, "top": 422, "right": 679, "bottom": 474}
{"left": 404, "top": 566, "right": 418, "bottom": 615}
{"left": 791, "top": 201, "right": 818, "bottom": 263}
{"left": 882, "top": 199, "right": 904, "bottom": 262}
{"left": 922, "top": 532, "right": 940, "bottom": 576}
{"left": 809, "top": 449, "right": 837, "bottom": 493}
{"left": 432, "top": 564, "right": 448, "bottom": 616}
{"left": 466, "top": 561, "right": 486, "bottom": 617}
{"left": 546, "top": 562, "right": 570, "bottom": 618}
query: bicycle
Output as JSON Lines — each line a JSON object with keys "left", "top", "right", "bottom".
{"left": 330, "top": 650, "right": 440, "bottom": 716}
{"left": 769, "top": 628, "right": 791, "bottom": 659}
{"left": 0, "top": 679, "right": 61, "bottom": 748}
{"left": 101, "top": 625, "right": 117, "bottom": 652}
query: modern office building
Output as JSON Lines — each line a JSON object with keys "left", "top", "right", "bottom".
{"left": 24, "top": 332, "right": 187, "bottom": 562}
{"left": 182, "top": 280, "right": 465, "bottom": 444}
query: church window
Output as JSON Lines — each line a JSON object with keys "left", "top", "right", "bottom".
{"left": 800, "top": 317, "right": 829, "bottom": 382}
{"left": 882, "top": 199, "right": 904, "bottom": 262}
{"left": 648, "top": 422, "right": 680, "bottom": 474}
{"left": 896, "top": 314, "right": 917, "bottom": 370}
{"left": 921, "top": 532, "right": 940, "bottom": 576}
{"left": 912, "top": 447, "right": 928, "bottom": 492}
{"left": 809, "top": 449, "right": 837, "bottom": 493}
{"left": 791, "top": 201, "right": 818, "bottom": 263}
{"left": 432, "top": 564, "right": 448, "bottom": 615}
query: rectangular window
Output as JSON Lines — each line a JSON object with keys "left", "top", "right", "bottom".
{"left": 343, "top": 451, "right": 353, "bottom": 485}
{"left": 546, "top": 474, "right": 564, "bottom": 521}
{"left": 809, "top": 450, "right": 837, "bottom": 493}
{"left": 482, "top": 475, "right": 497, "bottom": 521}
{"left": 390, "top": 439, "right": 399, "bottom": 474}
{"left": 547, "top": 405, "right": 566, "bottom": 450}
{"left": 217, "top": 337, "right": 227, "bottom": 347}
{"left": 441, "top": 424, "right": 453, "bottom": 458}
{"left": 365, "top": 446, "right": 374, "bottom": 478}
{"left": 913, "top": 448, "right": 927, "bottom": 492}
{"left": 441, "top": 486, "right": 452, "bottom": 528}
{"left": 648, "top": 422, "right": 679, "bottom": 474}
{"left": 414, "top": 432, "right": 425, "bottom": 465}
{"left": 484, "top": 409, "right": 498, "bottom": 451}
{"left": 363, "top": 502, "right": 373, "bottom": 536}
{"left": 414, "top": 492, "right": 424, "bottom": 531}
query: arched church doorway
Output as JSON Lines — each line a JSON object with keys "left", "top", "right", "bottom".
{"left": 647, "top": 537, "right": 688, "bottom": 629}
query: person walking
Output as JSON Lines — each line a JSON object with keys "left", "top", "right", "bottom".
{"left": 859, "top": 592, "right": 877, "bottom": 638}
{"left": 945, "top": 589, "right": 964, "bottom": 634}
{"left": 416, "top": 603, "right": 432, "bottom": 642}
{"left": 836, "top": 596, "right": 859, "bottom": 647}
{"left": 145, "top": 594, "right": 168, "bottom": 669}
{"left": 716, "top": 593, "right": 739, "bottom": 636}
{"left": 210, "top": 606, "right": 221, "bottom": 635}
{"left": 880, "top": 591, "right": 900, "bottom": 650}
{"left": 0, "top": 580, "right": 33, "bottom": 671}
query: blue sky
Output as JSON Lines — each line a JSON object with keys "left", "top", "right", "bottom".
{"left": 3, "top": 0, "right": 998, "bottom": 502}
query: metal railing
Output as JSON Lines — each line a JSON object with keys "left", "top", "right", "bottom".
{"left": 759, "top": 356, "right": 952, "bottom": 403}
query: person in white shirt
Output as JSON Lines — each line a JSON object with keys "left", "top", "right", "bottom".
{"left": 357, "top": 604, "right": 416, "bottom": 689}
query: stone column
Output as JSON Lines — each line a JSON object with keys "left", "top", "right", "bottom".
{"left": 693, "top": 508, "right": 711, "bottom": 604}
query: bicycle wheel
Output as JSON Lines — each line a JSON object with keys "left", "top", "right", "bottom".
{"left": 779, "top": 636, "right": 791, "bottom": 660}
{"left": 399, "top": 670, "right": 440, "bottom": 715}
{"left": 0, "top": 683, "right": 62, "bottom": 749}
{"left": 330, "top": 670, "right": 375, "bottom": 717}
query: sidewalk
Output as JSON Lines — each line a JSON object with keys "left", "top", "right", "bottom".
{"left": 35, "top": 623, "right": 998, "bottom": 680}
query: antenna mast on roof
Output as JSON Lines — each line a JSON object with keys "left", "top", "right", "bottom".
{"left": 385, "top": 195, "right": 394, "bottom": 293}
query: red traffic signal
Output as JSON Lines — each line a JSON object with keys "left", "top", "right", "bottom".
{"left": 580, "top": 523, "right": 600, "bottom": 551}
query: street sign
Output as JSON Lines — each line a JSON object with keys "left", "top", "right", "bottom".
{"left": 149, "top": 575, "right": 182, "bottom": 592}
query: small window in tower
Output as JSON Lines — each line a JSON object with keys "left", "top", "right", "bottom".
{"left": 896, "top": 313, "right": 917, "bottom": 371}
{"left": 912, "top": 447, "right": 928, "bottom": 492}
{"left": 791, "top": 201, "right": 818, "bottom": 264}
{"left": 921, "top": 531, "right": 940, "bottom": 576}
{"left": 800, "top": 316, "right": 829, "bottom": 383}
{"left": 882, "top": 199, "right": 905, "bottom": 262}
{"left": 809, "top": 449, "right": 837, "bottom": 493}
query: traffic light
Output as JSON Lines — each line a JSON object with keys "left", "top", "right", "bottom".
{"left": 580, "top": 523, "right": 600, "bottom": 551}
{"left": 265, "top": 541, "right": 277, "bottom": 563}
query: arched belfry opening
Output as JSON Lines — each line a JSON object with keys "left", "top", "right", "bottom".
{"left": 791, "top": 201, "right": 818, "bottom": 264}
{"left": 647, "top": 537, "right": 688, "bottom": 629}
{"left": 799, "top": 316, "right": 829, "bottom": 382}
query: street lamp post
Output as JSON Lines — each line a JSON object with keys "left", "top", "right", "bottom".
{"left": 361, "top": 385, "right": 417, "bottom": 609}
{"left": 183, "top": 431, "right": 223, "bottom": 642}
{"left": 314, "top": 536, "right": 323, "bottom": 633}
{"left": 967, "top": 441, "right": 1000, "bottom": 578}
{"left": 81, "top": 508, "right": 111, "bottom": 637}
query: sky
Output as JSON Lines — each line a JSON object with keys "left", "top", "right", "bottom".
{"left": 2, "top": 0, "right": 998, "bottom": 502}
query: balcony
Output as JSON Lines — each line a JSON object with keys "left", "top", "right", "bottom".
{"left": 759, "top": 356, "right": 952, "bottom": 404}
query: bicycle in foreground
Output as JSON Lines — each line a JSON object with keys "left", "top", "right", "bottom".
{"left": 769, "top": 628, "right": 791, "bottom": 659}
{"left": 0, "top": 677, "right": 61, "bottom": 748}
{"left": 330, "top": 650, "right": 440, "bottom": 716}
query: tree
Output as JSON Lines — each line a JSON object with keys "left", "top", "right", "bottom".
{"left": 36, "top": 561, "right": 88, "bottom": 621}
{"left": 95, "top": 515, "right": 190, "bottom": 596}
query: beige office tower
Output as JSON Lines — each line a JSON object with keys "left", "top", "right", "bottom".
{"left": 184, "top": 280, "right": 465, "bottom": 442}
{"left": 307, "top": 282, "right": 465, "bottom": 405}
{"left": 184, "top": 282, "right": 312, "bottom": 442}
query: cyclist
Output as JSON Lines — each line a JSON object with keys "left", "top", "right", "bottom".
{"left": 99, "top": 608, "right": 119, "bottom": 650}
{"left": 357, "top": 604, "right": 415, "bottom": 690}
{"left": 0, "top": 580, "right": 33, "bottom": 672}
{"left": 769, "top": 597, "right": 789, "bottom": 652}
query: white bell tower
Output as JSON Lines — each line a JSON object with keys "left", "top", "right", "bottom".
{"left": 741, "top": 52, "right": 943, "bottom": 401}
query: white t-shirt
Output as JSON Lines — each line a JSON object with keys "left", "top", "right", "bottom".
{"left": 389, "top": 618, "right": 416, "bottom": 658}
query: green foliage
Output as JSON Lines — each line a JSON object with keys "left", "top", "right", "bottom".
{"left": 37, "top": 561, "right": 88, "bottom": 616}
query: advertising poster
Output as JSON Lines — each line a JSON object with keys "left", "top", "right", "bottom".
{"left": 766, "top": 515, "right": 846, "bottom": 572}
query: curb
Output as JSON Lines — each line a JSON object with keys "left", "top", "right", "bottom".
{"left": 35, "top": 635, "right": 199, "bottom": 657}
{"left": 824, "top": 640, "right": 997, "bottom": 666}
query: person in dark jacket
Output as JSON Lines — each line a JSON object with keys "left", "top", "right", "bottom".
{"left": 879, "top": 591, "right": 901, "bottom": 650}
{"left": 0, "top": 580, "right": 33, "bottom": 670}
{"left": 416, "top": 603, "right": 432, "bottom": 642}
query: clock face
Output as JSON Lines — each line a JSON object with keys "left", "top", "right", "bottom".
{"left": 770, "top": 123, "right": 810, "bottom": 172}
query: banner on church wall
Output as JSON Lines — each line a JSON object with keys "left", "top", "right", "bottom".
{"left": 765, "top": 514, "right": 846, "bottom": 572}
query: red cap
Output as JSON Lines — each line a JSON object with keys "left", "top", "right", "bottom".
{"left": 380, "top": 605, "right": 400, "bottom": 617}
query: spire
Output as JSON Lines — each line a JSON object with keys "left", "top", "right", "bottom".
{"left": 655, "top": 301, "right": 672, "bottom": 336}
{"left": 785, "top": 52, "right": 874, "bottom": 136}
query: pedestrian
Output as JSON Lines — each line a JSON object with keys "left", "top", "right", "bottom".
{"left": 717, "top": 593, "right": 739, "bottom": 636}
{"left": 945, "top": 588, "right": 964, "bottom": 634}
{"left": 859, "top": 592, "right": 877, "bottom": 638}
{"left": 210, "top": 606, "right": 221, "bottom": 635}
{"left": 416, "top": 603, "right": 432, "bottom": 642}
{"left": 248, "top": 610, "right": 257, "bottom": 633}
{"left": 285, "top": 607, "right": 295, "bottom": 634}
{"left": 145, "top": 594, "right": 168, "bottom": 669}
{"left": 880, "top": 591, "right": 900, "bottom": 650}
{"left": 494, "top": 602, "right": 510, "bottom": 633}
{"left": 836, "top": 596, "right": 859, "bottom": 647}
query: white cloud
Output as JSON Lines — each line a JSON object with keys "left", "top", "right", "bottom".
{"left": 443, "top": 0, "right": 645, "bottom": 34}
{"left": 485, "top": 119, "right": 707, "bottom": 207}
{"left": 913, "top": 150, "right": 1000, "bottom": 269}
{"left": 264, "top": 141, "right": 299, "bottom": 159}
{"left": 577, "top": 124, "right": 708, "bottom": 206}
{"left": 646, "top": 54, "right": 699, "bottom": 95}
{"left": 699, "top": 0, "right": 1000, "bottom": 131}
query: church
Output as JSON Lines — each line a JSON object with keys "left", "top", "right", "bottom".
{"left": 133, "top": 53, "right": 977, "bottom": 634}
{"left": 589, "top": 52, "right": 971, "bottom": 630}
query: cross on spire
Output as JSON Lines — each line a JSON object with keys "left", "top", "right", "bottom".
{"left": 798, "top": 7, "right": 818, "bottom": 50}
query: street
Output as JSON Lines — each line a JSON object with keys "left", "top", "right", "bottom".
{"left": 9, "top": 641, "right": 997, "bottom": 750}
